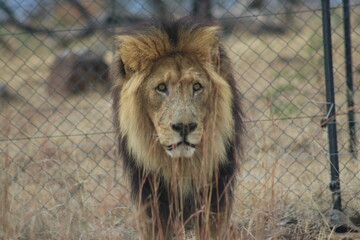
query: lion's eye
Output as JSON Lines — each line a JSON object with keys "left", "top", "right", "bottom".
{"left": 193, "top": 83, "right": 203, "bottom": 93}
{"left": 156, "top": 83, "right": 168, "bottom": 93}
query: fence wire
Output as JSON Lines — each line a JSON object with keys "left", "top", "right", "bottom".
{"left": 1, "top": 0, "right": 360, "bottom": 239}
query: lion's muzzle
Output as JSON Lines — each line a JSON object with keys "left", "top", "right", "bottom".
{"left": 164, "top": 122, "right": 199, "bottom": 158}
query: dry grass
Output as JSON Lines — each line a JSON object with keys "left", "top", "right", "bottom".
{"left": 1, "top": 7, "right": 360, "bottom": 239}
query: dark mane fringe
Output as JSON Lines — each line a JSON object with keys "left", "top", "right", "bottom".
{"left": 218, "top": 45, "right": 245, "bottom": 159}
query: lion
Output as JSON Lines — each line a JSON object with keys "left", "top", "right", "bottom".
{"left": 111, "top": 17, "right": 243, "bottom": 239}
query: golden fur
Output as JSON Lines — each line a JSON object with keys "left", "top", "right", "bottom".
{"left": 111, "top": 18, "right": 243, "bottom": 239}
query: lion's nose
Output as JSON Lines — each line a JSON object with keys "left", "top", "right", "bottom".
{"left": 171, "top": 123, "right": 197, "bottom": 136}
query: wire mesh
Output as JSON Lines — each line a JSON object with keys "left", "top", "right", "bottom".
{"left": 1, "top": 0, "right": 360, "bottom": 239}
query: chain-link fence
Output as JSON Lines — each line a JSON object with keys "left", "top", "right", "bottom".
{"left": 1, "top": 0, "right": 360, "bottom": 239}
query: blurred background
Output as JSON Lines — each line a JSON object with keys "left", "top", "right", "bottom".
{"left": 1, "top": 0, "right": 360, "bottom": 239}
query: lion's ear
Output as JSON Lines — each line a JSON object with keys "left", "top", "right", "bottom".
{"left": 117, "top": 55, "right": 127, "bottom": 77}
{"left": 110, "top": 51, "right": 131, "bottom": 86}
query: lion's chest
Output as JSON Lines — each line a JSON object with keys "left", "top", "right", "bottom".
{"left": 158, "top": 156, "right": 213, "bottom": 196}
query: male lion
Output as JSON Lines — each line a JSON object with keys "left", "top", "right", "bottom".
{"left": 111, "top": 17, "right": 243, "bottom": 239}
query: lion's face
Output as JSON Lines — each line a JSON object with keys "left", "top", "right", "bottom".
{"left": 141, "top": 56, "right": 211, "bottom": 158}
{"left": 113, "top": 22, "right": 238, "bottom": 169}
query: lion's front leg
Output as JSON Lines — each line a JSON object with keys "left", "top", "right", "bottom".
{"left": 136, "top": 175, "right": 173, "bottom": 240}
{"left": 196, "top": 169, "right": 235, "bottom": 239}
{"left": 137, "top": 201, "right": 173, "bottom": 240}
{"left": 208, "top": 207, "right": 232, "bottom": 240}
{"left": 194, "top": 200, "right": 232, "bottom": 240}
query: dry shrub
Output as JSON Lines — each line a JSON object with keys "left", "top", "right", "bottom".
{"left": 46, "top": 49, "right": 110, "bottom": 97}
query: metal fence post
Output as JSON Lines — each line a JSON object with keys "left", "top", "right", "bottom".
{"left": 343, "top": 0, "right": 357, "bottom": 158}
{"left": 321, "top": 0, "right": 342, "bottom": 212}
